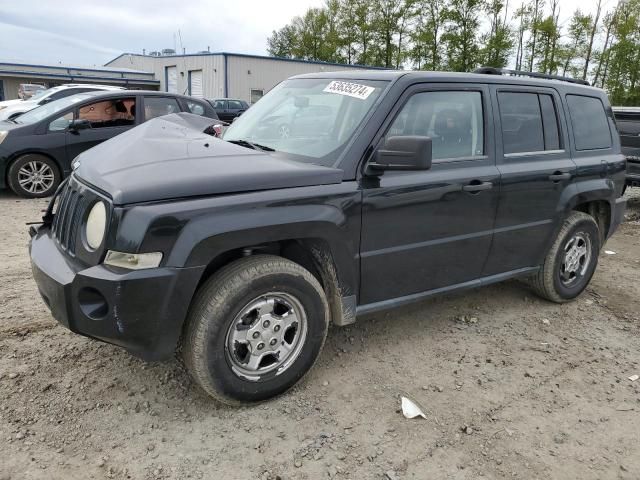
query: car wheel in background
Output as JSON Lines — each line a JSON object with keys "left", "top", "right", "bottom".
{"left": 529, "top": 211, "right": 600, "bottom": 303}
{"left": 182, "top": 255, "right": 329, "bottom": 405}
{"left": 8, "top": 154, "right": 61, "bottom": 198}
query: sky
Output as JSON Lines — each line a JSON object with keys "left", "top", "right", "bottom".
{"left": 0, "top": 0, "right": 614, "bottom": 68}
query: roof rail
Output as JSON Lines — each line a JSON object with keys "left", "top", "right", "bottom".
{"left": 474, "top": 67, "right": 590, "bottom": 86}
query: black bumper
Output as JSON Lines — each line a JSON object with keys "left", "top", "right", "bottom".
{"left": 29, "top": 227, "right": 204, "bottom": 361}
{"left": 627, "top": 160, "right": 640, "bottom": 187}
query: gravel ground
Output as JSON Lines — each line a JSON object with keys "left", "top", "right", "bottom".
{"left": 1, "top": 189, "right": 639, "bottom": 480}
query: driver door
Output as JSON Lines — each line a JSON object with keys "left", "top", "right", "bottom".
{"left": 359, "top": 84, "right": 500, "bottom": 307}
{"left": 65, "top": 96, "right": 138, "bottom": 162}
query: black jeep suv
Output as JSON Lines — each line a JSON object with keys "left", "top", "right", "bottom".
{"left": 29, "top": 69, "right": 626, "bottom": 404}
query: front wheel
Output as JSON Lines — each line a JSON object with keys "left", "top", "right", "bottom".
{"left": 182, "top": 255, "right": 329, "bottom": 405}
{"left": 7, "top": 154, "right": 61, "bottom": 198}
{"left": 529, "top": 211, "right": 600, "bottom": 303}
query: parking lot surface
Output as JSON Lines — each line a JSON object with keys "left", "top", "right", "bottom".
{"left": 1, "top": 190, "right": 639, "bottom": 480}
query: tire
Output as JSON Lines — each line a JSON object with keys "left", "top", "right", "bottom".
{"left": 7, "top": 154, "right": 61, "bottom": 198}
{"left": 529, "top": 211, "right": 600, "bottom": 303}
{"left": 182, "top": 255, "right": 329, "bottom": 405}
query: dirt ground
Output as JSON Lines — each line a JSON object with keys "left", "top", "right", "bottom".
{"left": 1, "top": 189, "right": 639, "bottom": 480}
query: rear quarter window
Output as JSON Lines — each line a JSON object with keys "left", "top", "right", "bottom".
{"left": 566, "top": 95, "right": 612, "bottom": 151}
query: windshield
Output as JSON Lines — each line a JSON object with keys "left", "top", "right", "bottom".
{"left": 223, "top": 78, "right": 387, "bottom": 166}
{"left": 29, "top": 87, "right": 58, "bottom": 102}
{"left": 15, "top": 93, "right": 93, "bottom": 124}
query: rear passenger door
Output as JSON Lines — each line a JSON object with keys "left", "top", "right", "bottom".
{"left": 227, "top": 100, "right": 247, "bottom": 119}
{"left": 359, "top": 84, "right": 500, "bottom": 306}
{"left": 213, "top": 100, "right": 229, "bottom": 121}
{"left": 483, "top": 86, "right": 575, "bottom": 275}
{"left": 181, "top": 98, "right": 219, "bottom": 120}
{"left": 142, "top": 96, "right": 181, "bottom": 121}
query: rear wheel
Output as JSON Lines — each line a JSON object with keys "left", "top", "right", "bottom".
{"left": 182, "top": 255, "right": 329, "bottom": 405}
{"left": 7, "top": 154, "right": 60, "bottom": 198}
{"left": 529, "top": 211, "right": 600, "bottom": 303}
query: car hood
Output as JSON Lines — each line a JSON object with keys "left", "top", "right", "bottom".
{"left": 0, "top": 119, "right": 27, "bottom": 132}
{"left": 0, "top": 99, "right": 24, "bottom": 108}
{"left": 0, "top": 100, "right": 36, "bottom": 120}
{"left": 75, "top": 113, "right": 343, "bottom": 205}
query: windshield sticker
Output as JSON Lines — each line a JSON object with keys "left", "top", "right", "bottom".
{"left": 323, "top": 81, "right": 375, "bottom": 100}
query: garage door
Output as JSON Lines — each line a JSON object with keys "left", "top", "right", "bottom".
{"left": 166, "top": 66, "right": 177, "bottom": 93}
{"left": 189, "top": 70, "right": 203, "bottom": 97}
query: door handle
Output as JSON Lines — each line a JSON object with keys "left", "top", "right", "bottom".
{"left": 462, "top": 181, "right": 493, "bottom": 193}
{"left": 548, "top": 172, "right": 571, "bottom": 182}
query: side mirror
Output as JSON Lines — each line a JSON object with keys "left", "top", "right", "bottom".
{"left": 69, "top": 119, "right": 92, "bottom": 131}
{"left": 204, "top": 123, "right": 224, "bottom": 137}
{"left": 367, "top": 136, "right": 433, "bottom": 173}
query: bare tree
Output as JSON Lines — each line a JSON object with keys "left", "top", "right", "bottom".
{"left": 582, "top": 0, "right": 603, "bottom": 80}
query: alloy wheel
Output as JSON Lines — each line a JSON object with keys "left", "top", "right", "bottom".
{"left": 225, "top": 292, "right": 307, "bottom": 381}
{"left": 17, "top": 161, "right": 55, "bottom": 195}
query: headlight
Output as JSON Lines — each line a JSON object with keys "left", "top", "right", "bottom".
{"left": 0, "top": 106, "right": 6, "bottom": 111}
{"left": 0, "top": 131, "right": 8, "bottom": 145}
{"left": 85, "top": 201, "right": 107, "bottom": 250}
{"left": 104, "top": 251, "right": 163, "bottom": 270}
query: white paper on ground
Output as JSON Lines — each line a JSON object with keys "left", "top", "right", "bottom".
{"left": 401, "top": 396, "right": 428, "bottom": 419}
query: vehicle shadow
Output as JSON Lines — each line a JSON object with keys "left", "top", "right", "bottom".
{"left": 78, "top": 277, "right": 537, "bottom": 412}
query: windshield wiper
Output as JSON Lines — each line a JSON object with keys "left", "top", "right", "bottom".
{"left": 227, "top": 139, "right": 275, "bottom": 152}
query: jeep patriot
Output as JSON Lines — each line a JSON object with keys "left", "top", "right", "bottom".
{"left": 29, "top": 69, "right": 627, "bottom": 404}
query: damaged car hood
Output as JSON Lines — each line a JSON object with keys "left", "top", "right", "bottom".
{"left": 74, "top": 113, "right": 344, "bottom": 205}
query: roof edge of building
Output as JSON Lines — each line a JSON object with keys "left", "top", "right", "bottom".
{"left": 105, "top": 52, "right": 390, "bottom": 70}
{"left": 0, "top": 61, "right": 155, "bottom": 76}
{"left": 0, "top": 69, "right": 160, "bottom": 85}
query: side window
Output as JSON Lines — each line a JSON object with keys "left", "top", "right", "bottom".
{"left": 386, "top": 90, "right": 484, "bottom": 160}
{"left": 539, "top": 94, "right": 560, "bottom": 150}
{"left": 78, "top": 98, "right": 136, "bottom": 128}
{"left": 498, "top": 92, "right": 544, "bottom": 154}
{"left": 567, "top": 95, "right": 612, "bottom": 150}
{"left": 228, "top": 100, "right": 244, "bottom": 110}
{"left": 185, "top": 100, "right": 205, "bottom": 116}
{"left": 48, "top": 90, "right": 71, "bottom": 101}
{"left": 48, "top": 111, "right": 74, "bottom": 131}
{"left": 498, "top": 91, "right": 562, "bottom": 154}
{"left": 213, "top": 100, "right": 226, "bottom": 109}
{"left": 144, "top": 97, "right": 180, "bottom": 120}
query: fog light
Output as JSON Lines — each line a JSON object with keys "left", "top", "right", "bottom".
{"left": 104, "top": 251, "right": 163, "bottom": 270}
{"left": 78, "top": 287, "right": 108, "bottom": 320}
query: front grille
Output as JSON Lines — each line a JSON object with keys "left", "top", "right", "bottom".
{"left": 52, "top": 178, "right": 91, "bottom": 255}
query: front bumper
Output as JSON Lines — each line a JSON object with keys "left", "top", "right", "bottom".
{"left": 29, "top": 226, "right": 204, "bottom": 361}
